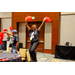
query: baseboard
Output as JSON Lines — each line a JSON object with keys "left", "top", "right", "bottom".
{"left": 44, "top": 49, "right": 51, "bottom": 54}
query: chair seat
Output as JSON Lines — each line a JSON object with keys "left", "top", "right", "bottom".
{"left": 0, "top": 50, "right": 3, "bottom": 52}
{"left": 21, "top": 58, "right": 25, "bottom": 61}
{"left": 8, "top": 47, "right": 11, "bottom": 53}
{"left": 19, "top": 48, "right": 26, "bottom": 58}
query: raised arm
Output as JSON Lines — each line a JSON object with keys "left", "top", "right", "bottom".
{"left": 25, "top": 18, "right": 31, "bottom": 31}
{"left": 38, "top": 18, "right": 46, "bottom": 31}
{"left": 16, "top": 41, "right": 19, "bottom": 53}
{"left": 4, "top": 31, "right": 12, "bottom": 38}
{"left": 7, "top": 32, "right": 12, "bottom": 38}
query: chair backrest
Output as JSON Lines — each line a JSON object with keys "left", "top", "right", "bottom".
{"left": 19, "top": 48, "right": 26, "bottom": 58}
{"left": 26, "top": 51, "right": 31, "bottom": 62}
{"left": 0, "top": 50, "right": 3, "bottom": 53}
{"left": 8, "top": 47, "right": 11, "bottom": 53}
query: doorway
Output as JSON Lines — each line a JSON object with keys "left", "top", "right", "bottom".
{"left": 26, "top": 22, "right": 44, "bottom": 52}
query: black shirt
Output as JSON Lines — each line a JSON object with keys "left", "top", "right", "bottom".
{"left": 12, "top": 34, "right": 19, "bottom": 47}
{"left": 29, "top": 29, "right": 39, "bottom": 43}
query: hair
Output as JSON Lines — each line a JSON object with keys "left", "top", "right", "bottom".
{"left": 31, "top": 24, "right": 36, "bottom": 29}
{"left": 14, "top": 32, "right": 17, "bottom": 34}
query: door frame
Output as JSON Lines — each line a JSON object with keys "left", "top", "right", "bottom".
{"left": 17, "top": 21, "right": 52, "bottom": 54}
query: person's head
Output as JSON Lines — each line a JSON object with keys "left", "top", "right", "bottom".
{"left": 31, "top": 24, "right": 37, "bottom": 31}
{"left": 12, "top": 30, "right": 17, "bottom": 36}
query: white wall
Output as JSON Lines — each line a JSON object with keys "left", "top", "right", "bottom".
{"left": 1, "top": 18, "right": 12, "bottom": 41}
{"left": 60, "top": 15, "right": 75, "bottom": 46}
{"left": 1, "top": 12, "right": 12, "bottom": 41}
{"left": 44, "top": 22, "right": 52, "bottom": 49}
{"left": 61, "top": 12, "right": 75, "bottom": 15}
{"left": 19, "top": 22, "right": 26, "bottom": 48}
{"left": 0, "top": 12, "right": 12, "bottom": 18}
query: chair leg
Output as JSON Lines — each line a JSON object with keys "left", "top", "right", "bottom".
{"left": 22, "top": 60, "right": 26, "bottom": 62}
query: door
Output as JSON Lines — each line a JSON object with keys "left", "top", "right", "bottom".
{"left": 26, "top": 22, "right": 44, "bottom": 52}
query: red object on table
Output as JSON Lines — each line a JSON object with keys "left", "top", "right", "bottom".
{"left": 2, "top": 58, "right": 9, "bottom": 61}
{"left": 9, "top": 26, "right": 13, "bottom": 31}
{"left": 0, "top": 58, "right": 9, "bottom": 61}
{"left": 25, "top": 15, "right": 33, "bottom": 21}
{"left": 45, "top": 17, "right": 52, "bottom": 23}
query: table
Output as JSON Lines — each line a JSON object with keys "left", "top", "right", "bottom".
{"left": 55, "top": 45, "right": 75, "bottom": 60}
{"left": 0, "top": 52, "right": 22, "bottom": 62}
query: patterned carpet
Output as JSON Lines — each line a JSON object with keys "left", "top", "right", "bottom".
{"left": 37, "top": 52, "right": 75, "bottom": 62}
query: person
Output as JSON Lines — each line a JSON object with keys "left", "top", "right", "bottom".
{"left": 0, "top": 31, "right": 5, "bottom": 50}
{"left": 25, "top": 18, "right": 46, "bottom": 62}
{"left": 0, "top": 37, "right": 3, "bottom": 50}
{"left": 5, "top": 30, "right": 13, "bottom": 52}
{"left": 9, "top": 30, "right": 19, "bottom": 53}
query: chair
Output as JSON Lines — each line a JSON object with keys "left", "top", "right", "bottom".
{"left": 26, "top": 51, "right": 31, "bottom": 62}
{"left": 0, "top": 50, "right": 3, "bottom": 53}
{"left": 19, "top": 48, "right": 26, "bottom": 61}
{"left": 8, "top": 47, "right": 11, "bottom": 53}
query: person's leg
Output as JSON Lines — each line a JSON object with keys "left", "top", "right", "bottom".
{"left": 13, "top": 49, "right": 16, "bottom": 53}
{"left": 7, "top": 41, "right": 9, "bottom": 52}
{"left": 29, "top": 43, "right": 33, "bottom": 61}
{"left": 1, "top": 45, "right": 2, "bottom": 50}
{"left": 31, "top": 51, "right": 37, "bottom": 62}
{"left": 12, "top": 46, "right": 16, "bottom": 53}
{"left": 11, "top": 48, "right": 13, "bottom": 53}
{"left": 31, "top": 41, "right": 39, "bottom": 62}
{"left": 29, "top": 43, "right": 32, "bottom": 53}
{"left": 0, "top": 45, "right": 1, "bottom": 50}
{"left": 31, "top": 41, "right": 39, "bottom": 51}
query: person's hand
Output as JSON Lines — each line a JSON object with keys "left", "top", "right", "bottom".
{"left": 43, "top": 18, "right": 46, "bottom": 21}
{"left": 16, "top": 50, "right": 17, "bottom": 53}
{"left": 25, "top": 17, "right": 27, "bottom": 21}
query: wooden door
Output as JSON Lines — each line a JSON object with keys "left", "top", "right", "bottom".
{"left": 26, "top": 22, "right": 44, "bottom": 52}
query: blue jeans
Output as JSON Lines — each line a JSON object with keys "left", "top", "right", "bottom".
{"left": 11, "top": 48, "right": 16, "bottom": 53}
{"left": 0, "top": 45, "right": 2, "bottom": 50}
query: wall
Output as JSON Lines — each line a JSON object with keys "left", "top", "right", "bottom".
{"left": 12, "top": 12, "right": 60, "bottom": 54}
{"left": 1, "top": 12, "right": 75, "bottom": 53}
{"left": 44, "top": 22, "right": 52, "bottom": 49}
{"left": 0, "top": 12, "right": 12, "bottom": 18}
{"left": 60, "top": 13, "right": 75, "bottom": 46}
{"left": 61, "top": 12, "right": 75, "bottom": 15}
{"left": 1, "top": 18, "right": 12, "bottom": 41}
{"left": 0, "top": 12, "right": 12, "bottom": 41}
{"left": 2, "top": 12, "right": 75, "bottom": 52}
{"left": 19, "top": 22, "right": 26, "bottom": 48}
{"left": 18, "top": 22, "right": 52, "bottom": 50}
